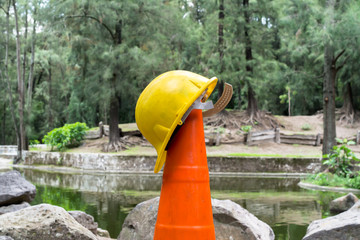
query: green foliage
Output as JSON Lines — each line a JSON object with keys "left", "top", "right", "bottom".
{"left": 306, "top": 172, "right": 347, "bottom": 187}
{"left": 241, "top": 125, "right": 252, "bottom": 133}
{"left": 301, "top": 123, "right": 312, "bottom": 131}
{"left": 42, "top": 122, "right": 88, "bottom": 151}
{"left": 307, "top": 138, "right": 360, "bottom": 190}
{"left": 323, "top": 138, "right": 360, "bottom": 178}
{"left": 306, "top": 172, "right": 360, "bottom": 190}
{"left": 29, "top": 139, "right": 40, "bottom": 146}
{"left": 216, "top": 127, "right": 225, "bottom": 134}
{"left": 346, "top": 173, "right": 360, "bottom": 189}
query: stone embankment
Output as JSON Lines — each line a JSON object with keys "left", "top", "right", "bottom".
{"left": 23, "top": 151, "right": 321, "bottom": 174}
{"left": 0, "top": 146, "right": 17, "bottom": 170}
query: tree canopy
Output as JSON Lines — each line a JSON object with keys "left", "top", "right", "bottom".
{"left": 1, "top": 0, "right": 360, "bottom": 153}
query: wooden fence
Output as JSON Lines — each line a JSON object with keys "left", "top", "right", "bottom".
{"left": 280, "top": 133, "right": 321, "bottom": 146}
{"left": 246, "top": 128, "right": 280, "bottom": 146}
{"left": 246, "top": 129, "right": 360, "bottom": 146}
{"left": 86, "top": 122, "right": 360, "bottom": 148}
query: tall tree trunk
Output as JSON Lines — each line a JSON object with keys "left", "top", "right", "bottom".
{"left": 22, "top": 4, "right": 29, "bottom": 150}
{"left": 3, "top": 0, "right": 21, "bottom": 161}
{"left": 13, "top": 0, "right": 26, "bottom": 153}
{"left": 1, "top": 104, "right": 5, "bottom": 145}
{"left": 217, "top": 0, "right": 225, "bottom": 97}
{"left": 104, "top": 73, "right": 123, "bottom": 152}
{"left": 22, "top": 4, "right": 28, "bottom": 93}
{"left": 322, "top": 0, "right": 337, "bottom": 156}
{"left": 48, "top": 60, "right": 54, "bottom": 130}
{"left": 2, "top": 68, "right": 19, "bottom": 147}
{"left": 27, "top": 5, "right": 37, "bottom": 109}
{"left": 323, "top": 44, "right": 337, "bottom": 155}
{"left": 243, "top": 0, "right": 258, "bottom": 120}
{"left": 109, "top": 93, "right": 120, "bottom": 144}
{"left": 288, "top": 87, "right": 291, "bottom": 116}
{"left": 105, "top": 19, "right": 123, "bottom": 151}
{"left": 340, "top": 82, "right": 355, "bottom": 124}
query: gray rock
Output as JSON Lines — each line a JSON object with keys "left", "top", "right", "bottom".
{"left": 97, "top": 228, "right": 111, "bottom": 238}
{"left": 85, "top": 130, "right": 101, "bottom": 140}
{"left": 329, "top": 192, "right": 358, "bottom": 213}
{"left": 212, "top": 198, "right": 275, "bottom": 240}
{"left": 0, "top": 171, "right": 36, "bottom": 206}
{"left": 97, "top": 237, "right": 115, "bottom": 240}
{"left": 118, "top": 197, "right": 274, "bottom": 240}
{"left": 0, "top": 236, "right": 14, "bottom": 240}
{"left": 0, "top": 203, "right": 97, "bottom": 240}
{"left": 303, "top": 200, "right": 360, "bottom": 240}
{"left": 118, "top": 197, "right": 158, "bottom": 240}
{"left": 0, "top": 202, "right": 30, "bottom": 215}
{"left": 69, "top": 210, "right": 98, "bottom": 235}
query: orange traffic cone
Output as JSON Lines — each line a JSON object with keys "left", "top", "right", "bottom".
{"left": 154, "top": 109, "right": 215, "bottom": 240}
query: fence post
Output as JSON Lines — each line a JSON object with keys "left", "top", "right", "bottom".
{"left": 99, "top": 121, "right": 104, "bottom": 138}
{"left": 215, "top": 132, "right": 221, "bottom": 146}
{"left": 246, "top": 131, "right": 252, "bottom": 145}
{"left": 275, "top": 128, "right": 280, "bottom": 144}
{"left": 357, "top": 130, "right": 360, "bottom": 145}
{"left": 315, "top": 133, "right": 321, "bottom": 146}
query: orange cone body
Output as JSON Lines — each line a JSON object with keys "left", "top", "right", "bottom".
{"left": 154, "top": 109, "right": 215, "bottom": 240}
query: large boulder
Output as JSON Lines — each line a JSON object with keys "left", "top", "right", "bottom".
{"left": 118, "top": 197, "right": 274, "bottom": 240}
{"left": 0, "top": 202, "right": 30, "bottom": 215}
{"left": 212, "top": 198, "right": 275, "bottom": 240}
{"left": 329, "top": 192, "right": 358, "bottom": 213}
{"left": 0, "top": 204, "right": 97, "bottom": 240}
{"left": 303, "top": 200, "right": 360, "bottom": 240}
{"left": 0, "top": 171, "right": 36, "bottom": 206}
{"left": 69, "top": 210, "right": 98, "bottom": 235}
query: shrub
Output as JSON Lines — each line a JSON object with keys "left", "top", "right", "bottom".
{"left": 301, "top": 123, "right": 311, "bottom": 131}
{"left": 346, "top": 172, "right": 360, "bottom": 189}
{"left": 43, "top": 122, "right": 89, "bottom": 151}
{"left": 29, "top": 139, "right": 40, "bottom": 146}
{"left": 323, "top": 138, "right": 360, "bottom": 178}
{"left": 241, "top": 125, "right": 252, "bottom": 133}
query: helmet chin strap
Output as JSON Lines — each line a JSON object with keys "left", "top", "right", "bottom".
{"left": 181, "top": 90, "right": 214, "bottom": 124}
{"left": 203, "top": 83, "right": 233, "bottom": 118}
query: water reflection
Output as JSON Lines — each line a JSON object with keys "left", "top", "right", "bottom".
{"left": 20, "top": 168, "right": 302, "bottom": 192}
{"left": 17, "top": 168, "right": 344, "bottom": 239}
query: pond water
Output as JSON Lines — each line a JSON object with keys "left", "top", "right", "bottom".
{"left": 16, "top": 168, "right": 346, "bottom": 240}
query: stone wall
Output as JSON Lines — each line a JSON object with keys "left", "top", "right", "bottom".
{"left": 24, "top": 151, "right": 321, "bottom": 174}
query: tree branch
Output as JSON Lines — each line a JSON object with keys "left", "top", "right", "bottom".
{"left": 0, "top": 6, "right": 7, "bottom": 13}
{"left": 65, "top": 15, "right": 115, "bottom": 41}
{"left": 336, "top": 55, "right": 350, "bottom": 72}
{"left": 0, "top": 0, "right": 10, "bottom": 14}
{"left": 334, "top": 49, "right": 345, "bottom": 64}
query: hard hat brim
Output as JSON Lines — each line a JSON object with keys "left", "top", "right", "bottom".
{"left": 153, "top": 76, "right": 218, "bottom": 173}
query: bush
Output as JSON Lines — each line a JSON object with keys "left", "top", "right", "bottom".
{"left": 346, "top": 173, "right": 360, "bottom": 189}
{"left": 43, "top": 122, "right": 89, "bottom": 151}
{"left": 301, "top": 123, "right": 311, "bottom": 131}
{"left": 306, "top": 139, "right": 360, "bottom": 190}
{"left": 323, "top": 138, "right": 360, "bottom": 178}
{"left": 29, "top": 139, "right": 40, "bottom": 146}
{"left": 306, "top": 172, "right": 348, "bottom": 187}
{"left": 241, "top": 125, "right": 252, "bottom": 133}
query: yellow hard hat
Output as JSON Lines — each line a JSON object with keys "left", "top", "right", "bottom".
{"left": 135, "top": 70, "right": 218, "bottom": 173}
